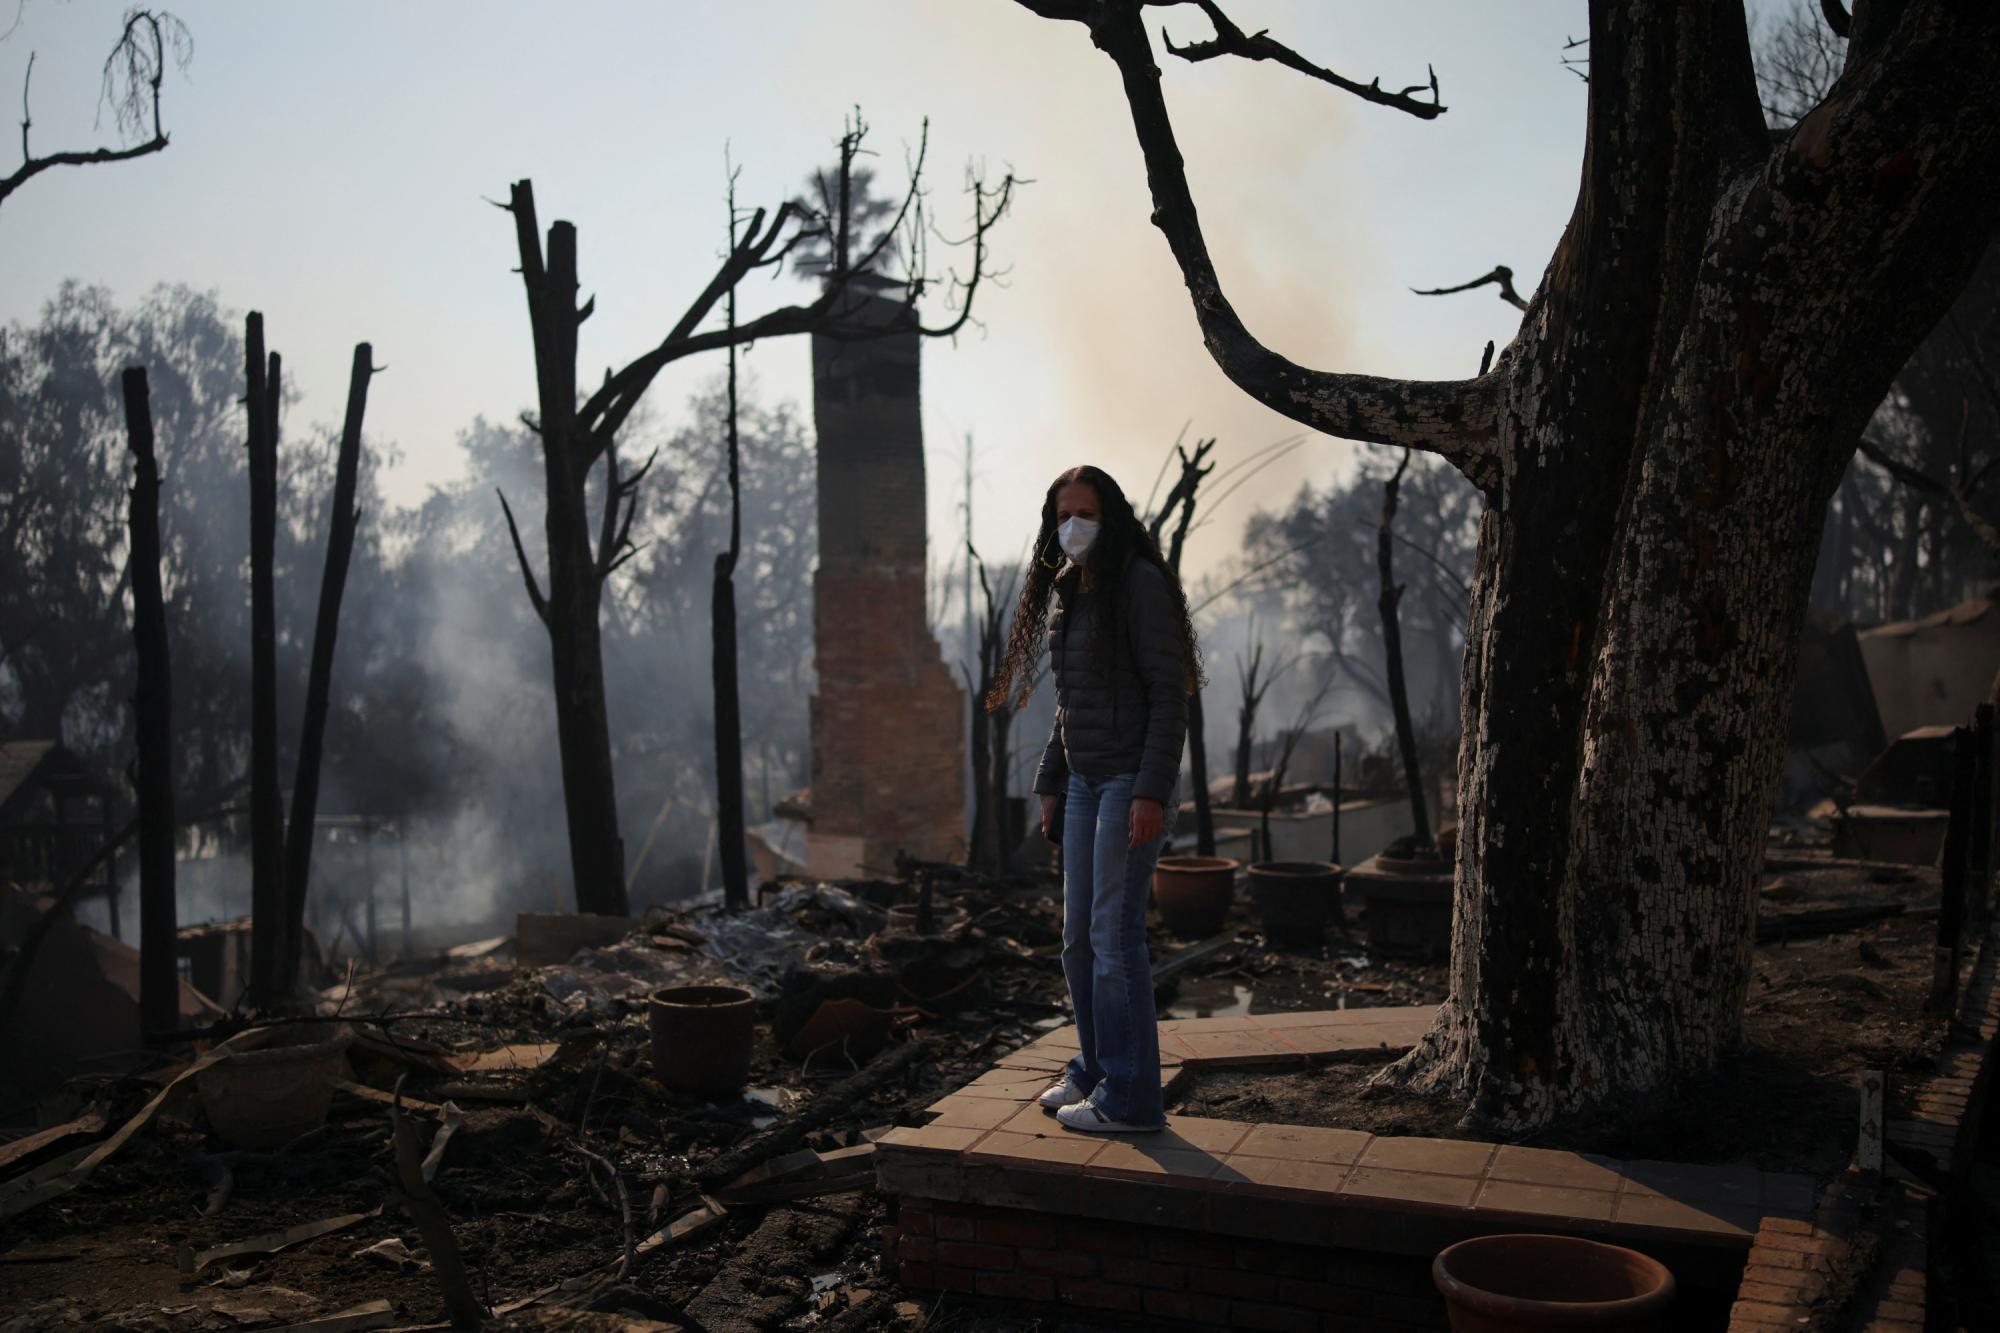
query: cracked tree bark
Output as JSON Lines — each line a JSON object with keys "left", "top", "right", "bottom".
{"left": 1017, "top": 0, "right": 2000, "bottom": 1127}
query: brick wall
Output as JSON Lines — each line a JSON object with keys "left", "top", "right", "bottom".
{"left": 806, "top": 292, "right": 965, "bottom": 875}
{"left": 1726, "top": 923, "right": 1998, "bottom": 1331}
{"left": 886, "top": 1197, "right": 1446, "bottom": 1331}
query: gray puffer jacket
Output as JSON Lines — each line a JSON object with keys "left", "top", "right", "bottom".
{"left": 1032, "top": 556, "right": 1189, "bottom": 806}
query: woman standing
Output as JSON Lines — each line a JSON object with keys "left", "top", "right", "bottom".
{"left": 987, "top": 464, "right": 1201, "bottom": 1132}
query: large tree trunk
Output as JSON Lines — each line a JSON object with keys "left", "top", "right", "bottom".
{"left": 1018, "top": 0, "right": 2000, "bottom": 1129}
{"left": 1381, "top": 1, "right": 2000, "bottom": 1128}
{"left": 245, "top": 315, "right": 286, "bottom": 1005}
{"left": 122, "top": 367, "right": 176, "bottom": 1035}
{"left": 281, "top": 345, "right": 373, "bottom": 986}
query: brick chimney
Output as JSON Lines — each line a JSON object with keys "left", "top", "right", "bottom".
{"left": 805, "top": 281, "right": 966, "bottom": 878}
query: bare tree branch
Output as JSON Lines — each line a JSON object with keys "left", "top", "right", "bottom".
{"left": 0, "top": 10, "right": 186, "bottom": 209}
{"left": 1161, "top": 0, "right": 1444, "bottom": 120}
{"left": 495, "top": 488, "right": 548, "bottom": 624}
{"left": 1412, "top": 265, "right": 1529, "bottom": 312}
{"left": 1819, "top": 0, "right": 1852, "bottom": 40}
{"left": 1011, "top": 0, "right": 1501, "bottom": 482}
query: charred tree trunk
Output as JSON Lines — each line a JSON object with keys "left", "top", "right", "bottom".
{"left": 966, "top": 678, "right": 997, "bottom": 870}
{"left": 1232, "top": 700, "right": 1254, "bottom": 810}
{"left": 990, "top": 703, "right": 1015, "bottom": 860}
{"left": 122, "top": 366, "right": 176, "bottom": 1035}
{"left": 1018, "top": 0, "right": 2000, "bottom": 1128}
{"left": 281, "top": 345, "right": 374, "bottom": 987}
{"left": 1154, "top": 441, "right": 1216, "bottom": 855}
{"left": 245, "top": 314, "right": 286, "bottom": 1006}
{"left": 505, "top": 197, "right": 629, "bottom": 918}
{"left": 1186, "top": 689, "right": 1215, "bottom": 855}
{"left": 714, "top": 252, "right": 749, "bottom": 913}
{"left": 1377, "top": 450, "right": 1431, "bottom": 850}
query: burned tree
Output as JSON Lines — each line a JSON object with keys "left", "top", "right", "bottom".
{"left": 499, "top": 118, "right": 1012, "bottom": 917}
{"left": 0, "top": 10, "right": 188, "bottom": 210}
{"left": 281, "top": 345, "right": 377, "bottom": 987}
{"left": 244, "top": 314, "right": 284, "bottom": 1006}
{"left": 121, "top": 366, "right": 176, "bottom": 1035}
{"left": 1229, "top": 630, "right": 1292, "bottom": 812}
{"left": 1147, "top": 437, "right": 1216, "bottom": 853}
{"left": 1016, "top": 0, "right": 2000, "bottom": 1128}
{"left": 1375, "top": 450, "right": 1431, "bottom": 851}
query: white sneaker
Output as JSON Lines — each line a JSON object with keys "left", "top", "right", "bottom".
{"left": 1055, "top": 1099, "right": 1163, "bottom": 1133}
{"left": 1037, "top": 1073, "right": 1088, "bottom": 1109}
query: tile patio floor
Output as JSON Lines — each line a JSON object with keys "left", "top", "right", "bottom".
{"left": 880, "top": 1007, "right": 1817, "bottom": 1259}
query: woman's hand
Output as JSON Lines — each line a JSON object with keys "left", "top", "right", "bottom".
{"left": 1040, "top": 793, "right": 1061, "bottom": 840}
{"left": 1128, "top": 796, "right": 1164, "bottom": 849}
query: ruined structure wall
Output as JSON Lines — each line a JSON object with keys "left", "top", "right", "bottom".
{"left": 806, "top": 293, "right": 965, "bottom": 877}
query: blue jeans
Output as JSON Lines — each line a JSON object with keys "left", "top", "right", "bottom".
{"left": 1060, "top": 772, "right": 1166, "bottom": 1126}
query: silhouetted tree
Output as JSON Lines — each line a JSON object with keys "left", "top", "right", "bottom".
{"left": 280, "top": 345, "right": 377, "bottom": 988}
{"left": 498, "top": 115, "right": 1012, "bottom": 917}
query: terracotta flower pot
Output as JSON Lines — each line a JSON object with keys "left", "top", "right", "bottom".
{"left": 1245, "top": 860, "right": 1343, "bottom": 944}
{"left": 649, "top": 984, "right": 757, "bottom": 1097}
{"left": 1433, "top": 1234, "right": 1675, "bottom": 1331}
{"left": 1152, "top": 855, "right": 1239, "bottom": 939}
{"left": 197, "top": 1026, "right": 353, "bottom": 1150}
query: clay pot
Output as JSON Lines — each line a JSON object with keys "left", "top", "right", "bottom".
{"left": 1433, "top": 1234, "right": 1675, "bottom": 1331}
{"left": 197, "top": 1026, "right": 353, "bottom": 1150}
{"left": 1245, "top": 860, "right": 1343, "bottom": 944}
{"left": 649, "top": 984, "right": 757, "bottom": 1097}
{"left": 1151, "top": 855, "right": 1239, "bottom": 939}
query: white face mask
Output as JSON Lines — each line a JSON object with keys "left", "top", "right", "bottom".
{"left": 1058, "top": 516, "right": 1100, "bottom": 561}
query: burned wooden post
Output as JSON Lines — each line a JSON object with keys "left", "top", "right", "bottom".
{"left": 1928, "top": 724, "right": 1977, "bottom": 1014}
{"left": 281, "top": 344, "right": 375, "bottom": 988}
{"left": 1377, "top": 449, "right": 1431, "bottom": 851}
{"left": 122, "top": 366, "right": 177, "bottom": 1035}
{"left": 244, "top": 314, "right": 286, "bottom": 1007}
{"left": 1331, "top": 732, "right": 1343, "bottom": 865}
{"left": 1970, "top": 702, "right": 1994, "bottom": 933}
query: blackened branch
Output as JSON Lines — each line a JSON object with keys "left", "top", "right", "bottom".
{"left": 1161, "top": 0, "right": 1444, "bottom": 120}
{"left": 597, "top": 446, "right": 656, "bottom": 581}
{"left": 1, "top": 10, "right": 185, "bottom": 209}
{"left": 1011, "top": 0, "right": 1497, "bottom": 477}
{"left": 1819, "top": 0, "right": 1851, "bottom": 40}
{"left": 496, "top": 488, "right": 549, "bottom": 623}
{"left": 573, "top": 117, "right": 1013, "bottom": 462}
{"left": 1412, "top": 265, "right": 1530, "bottom": 312}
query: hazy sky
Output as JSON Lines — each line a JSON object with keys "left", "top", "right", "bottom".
{"left": 0, "top": 2, "right": 1745, "bottom": 579}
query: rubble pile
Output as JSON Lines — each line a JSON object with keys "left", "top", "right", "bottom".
{"left": 0, "top": 871, "right": 1448, "bottom": 1331}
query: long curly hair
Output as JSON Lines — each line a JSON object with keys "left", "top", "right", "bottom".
{"left": 985, "top": 464, "right": 1203, "bottom": 713}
